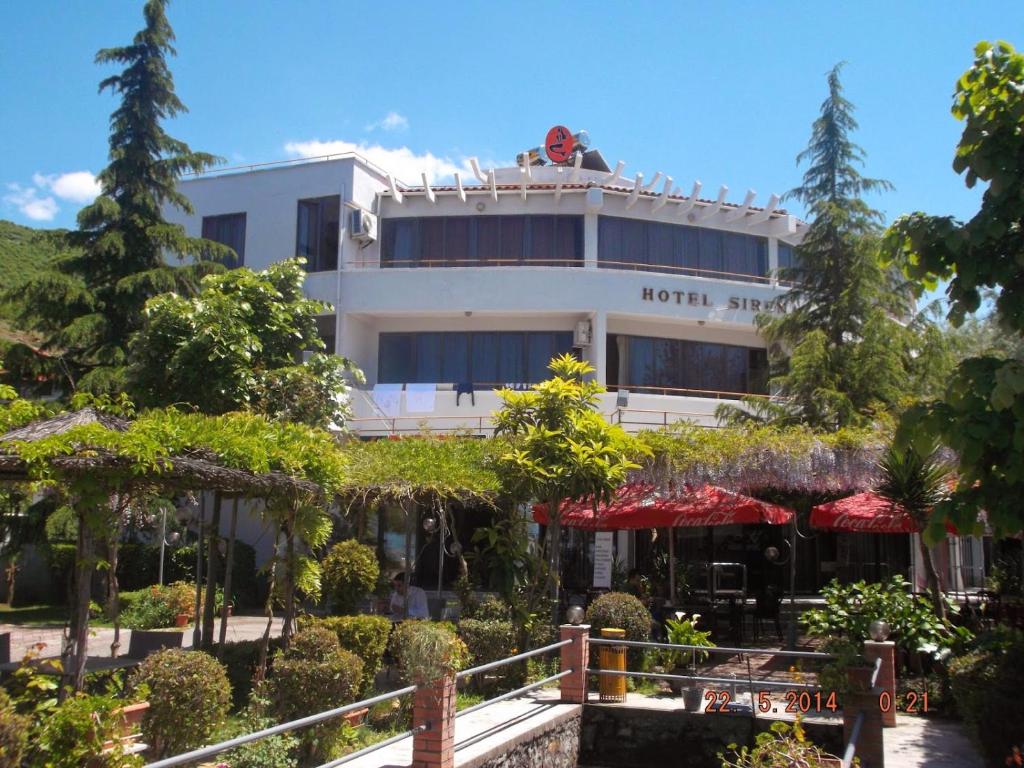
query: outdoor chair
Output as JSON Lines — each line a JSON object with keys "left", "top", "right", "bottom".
{"left": 125, "top": 630, "right": 183, "bottom": 660}
{"left": 0, "top": 631, "right": 9, "bottom": 665}
{"left": 752, "top": 587, "right": 783, "bottom": 643}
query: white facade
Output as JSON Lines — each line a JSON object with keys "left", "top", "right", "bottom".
{"left": 167, "top": 147, "right": 806, "bottom": 436}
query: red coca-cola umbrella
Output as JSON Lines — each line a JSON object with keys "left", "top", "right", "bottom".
{"left": 533, "top": 483, "right": 794, "bottom": 602}
{"left": 810, "top": 491, "right": 957, "bottom": 534}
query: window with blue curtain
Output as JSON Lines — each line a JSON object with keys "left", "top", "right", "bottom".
{"left": 201, "top": 212, "right": 246, "bottom": 269}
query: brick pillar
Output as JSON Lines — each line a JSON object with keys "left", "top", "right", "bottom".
{"left": 843, "top": 668, "right": 885, "bottom": 768}
{"left": 412, "top": 673, "right": 456, "bottom": 768}
{"left": 863, "top": 641, "right": 896, "bottom": 727}
{"left": 559, "top": 623, "right": 590, "bottom": 704}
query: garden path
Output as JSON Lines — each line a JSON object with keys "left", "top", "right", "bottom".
{"left": 0, "top": 615, "right": 283, "bottom": 661}
{"left": 884, "top": 714, "right": 984, "bottom": 768}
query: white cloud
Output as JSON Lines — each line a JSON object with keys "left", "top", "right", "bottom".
{"left": 3, "top": 183, "right": 59, "bottom": 222}
{"left": 32, "top": 170, "right": 101, "bottom": 204}
{"left": 284, "top": 138, "right": 481, "bottom": 185}
{"left": 366, "top": 111, "right": 409, "bottom": 132}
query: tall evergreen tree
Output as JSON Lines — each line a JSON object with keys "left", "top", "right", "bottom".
{"left": 721, "top": 64, "right": 921, "bottom": 430}
{"left": 6, "top": 0, "right": 228, "bottom": 394}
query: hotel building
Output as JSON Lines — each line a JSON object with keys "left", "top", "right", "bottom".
{"left": 165, "top": 130, "right": 986, "bottom": 599}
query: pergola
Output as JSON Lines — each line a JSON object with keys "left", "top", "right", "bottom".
{"left": 0, "top": 407, "right": 329, "bottom": 692}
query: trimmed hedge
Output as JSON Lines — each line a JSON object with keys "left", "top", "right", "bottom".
{"left": 458, "top": 617, "right": 517, "bottom": 692}
{"left": 212, "top": 637, "right": 287, "bottom": 710}
{"left": 948, "top": 628, "right": 1024, "bottom": 764}
{"left": 321, "top": 539, "right": 379, "bottom": 615}
{"left": 299, "top": 615, "right": 391, "bottom": 696}
{"left": 586, "top": 591, "right": 652, "bottom": 667}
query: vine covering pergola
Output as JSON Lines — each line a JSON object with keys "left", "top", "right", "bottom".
{"left": 0, "top": 406, "right": 345, "bottom": 692}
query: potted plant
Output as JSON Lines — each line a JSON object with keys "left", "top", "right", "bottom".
{"left": 662, "top": 612, "right": 715, "bottom": 709}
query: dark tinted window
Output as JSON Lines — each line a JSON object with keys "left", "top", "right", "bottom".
{"left": 378, "top": 331, "right": 575, "bottom": 385}
{"left": 379, "top": 216, "right": 583, "bottom": 268}
{"left": 296, "top": 196, "right": 339, "bottom": 271}
{"left": 598, "top": 216, "right": 769, "bottom": 281}
{"left": 611, "top": 334, "right": 768, "bottom": 397}
{"left": 202, "top": 212, "right": 246, "bottom": 269}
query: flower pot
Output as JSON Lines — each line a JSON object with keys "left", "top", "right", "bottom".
{"left": 175, "top": 613, "right": 189, "bottom": 627}
{"left": 343, "top": 707, "right": 368, "bottom": 727}
{"left": 117, "top": 701, "right": 149, "bottom": 731}
{"left": 682, "top": 684, "right": 704, "bottom": 711}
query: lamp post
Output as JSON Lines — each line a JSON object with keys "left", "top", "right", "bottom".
{"left": 158, "top": 508, "right": 181, "bottom": 586}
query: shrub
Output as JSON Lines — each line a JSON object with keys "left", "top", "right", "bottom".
{"left": 33, "top": 694, "right": 143, "bottom": 768}
{"left": 586, "top": 591, "right": 652, "bottom": 667}
{"left": 389, "top": 620, "right": 468, "bottom": 684}
{"left": 948, "top": 628, "right": 1024, "bottom": 764}
{"left": 270, "top": 626, "right": 364, "bottom": 763}
{"left": 0, "top": 688, "right": 29, "bottom": 768}
{"left": 220, "top": 689, "right": 298, "bottom": 768}
{"left": 474, "top": 595, "right": 512, "bottom": 623}
{"left": 214, "top": 637, "right": 286, "bottom": 710}
{"left": 321, "top": 539, "right": 380, "bottom": 614}
{"left": 802, "top": 577, "right": 972, "bottom": 655}
{"left": 300, "top": 615, "right": 391, "bottom": 696}
{"left": 458, "top": 618, "right": 517, "bottom": 692}
{"left": 720, "top": 718, "right": 842, "bottom": 767}
{"left": 119, "top": 581, "right": 202, "bottom": 629}
{"left": 131, "top": 648, "right": 231, "bottom": 758}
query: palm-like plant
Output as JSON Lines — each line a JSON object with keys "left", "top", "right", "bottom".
{"left": 876, "top": 440, "right": 952, "bottom": 620}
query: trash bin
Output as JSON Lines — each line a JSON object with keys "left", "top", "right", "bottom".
{"left": 598, "top": 627, "right": 627, "bottom": 703}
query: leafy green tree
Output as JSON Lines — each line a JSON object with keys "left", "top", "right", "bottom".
{"left": 876, "top": 441, "right": 953, "bottom": 620}
{"left": 885, "top": 41, "right": 1024, "bottom": 536}
{"left": 128, "top": 258, "right": 362, "bottom": 648}
{"left": 5, "top": 0, "right": 229, "bottom": 395}
{"left": 727, "top": 64, "right": 922, "bottom": 430}
{"left": 493, "top": 354, "right": 643, "bottom": 620}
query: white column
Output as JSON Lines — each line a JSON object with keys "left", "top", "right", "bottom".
{"left": 583, "top": 213, "right": 599, "bottom": 270}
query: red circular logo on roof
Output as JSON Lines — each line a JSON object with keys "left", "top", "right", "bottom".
{"left": 545, "top": 125, "right": 574, "bottom": 164}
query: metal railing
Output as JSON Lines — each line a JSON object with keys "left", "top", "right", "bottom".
{"left": 842, "top": 711, "right": 865, "bottom": 768}
{"left": 145, "top": 685, "right": 418, "bottom": 768}
{"left": 587, "top": 637, "right": 834, "bottom": 707}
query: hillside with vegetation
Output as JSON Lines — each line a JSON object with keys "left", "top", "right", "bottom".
{"left": 0, "top": 219, "right": 73, "bottom": 330}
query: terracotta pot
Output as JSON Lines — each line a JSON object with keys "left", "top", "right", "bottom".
{"left": 117, "top": 701, "right": 149, "bottom": 730}
{"left": 175, "top": 613, "right": 189, "bottom": 627}
{"left": 343, "top": 707, "right": 369, "bottom": 727}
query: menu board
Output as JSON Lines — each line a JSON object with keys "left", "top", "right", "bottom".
{"left": 593, "top": 531, "right": 614, "bottom": 589}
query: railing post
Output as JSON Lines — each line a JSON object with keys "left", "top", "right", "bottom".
{"left": 843, "top": 667, "right": 885, "bottom": 768}
{"left": 863, "top": 641, "right": 896, "bottom": 727}
{"left": 559, "top": 624, "right": 590, "bottom": 704}
{"left": 412, "top": 672, "right": 456, "bottom": 768}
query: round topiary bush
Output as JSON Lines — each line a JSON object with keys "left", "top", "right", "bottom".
{"left": 0, "top": 688, "right": 29, "bottom": 768}
{"left": 321, "top": 539, "right": 380, "bottom": 615}
{"left": 300, "top": 615, "right": 392, "bottom": 696}
{"left": 270, "top": 626, "right": 364, "bottom": 763}
{"left": 586, "top": 591, "right": 652, "bottom": 667}
{"left": 131, "top": 648, "right": 231, "bottom": 758}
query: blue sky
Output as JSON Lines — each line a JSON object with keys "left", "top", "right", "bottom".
{"left": 1, "top": 1, "right": 1021, "bottom": 231}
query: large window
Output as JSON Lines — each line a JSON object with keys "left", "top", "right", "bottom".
{"left": 201, "top": 212, "right": 246, "bottom": 269}
{"left": 380, "top": 215, "right": 583, "bottom": 268}
{"left": 378, "top": 331, "right": 574, "bottom": 385}
{"left": 598, "top": 216, "right": 768, "bottom": 281}
{"left": 607, "top": 334, "right": 768, "bottom": 397}
{"left": 296, "top": 195, "right": 340, "bottom": 271}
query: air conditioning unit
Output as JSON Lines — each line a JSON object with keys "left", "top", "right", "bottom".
{"left": 350, "top": 209, "right": 377, "bottom": 243}
{"left": 573, "top": 320, "right": 592, "bottom": 347}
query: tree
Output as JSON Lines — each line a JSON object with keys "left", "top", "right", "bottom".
{"left": 876, "top": 441, "right": 953, "bottom": 620}
{"left": 493, "top": 355, "right": 643, "bottom": 621}
{"left": 128, "top": 258, "right": 362, "bottom": 648}
{"left": 5, "top": 0, "right": 229, "bottom": 395}
{"left": 885, "top": 41, "right": 1024, "bottom": 536}
{"left": 730, "top": 64, "right": 918, "bottom": 430}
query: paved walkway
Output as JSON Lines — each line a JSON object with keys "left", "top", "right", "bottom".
{"left": 885, "top": 714, "right": 984, "bottom": 768}
{"left": 1, "top": 615, "right": 282, "bottom": 660}
{"left": 343, "top": 690, "right": 579, "bottom": 768}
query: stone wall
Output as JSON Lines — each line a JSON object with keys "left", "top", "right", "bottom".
{"left": 470, "top": 709, "right": 580, "bottom": 768}
{"left": 579, "top": 704, "right": 844, "bottom": 768}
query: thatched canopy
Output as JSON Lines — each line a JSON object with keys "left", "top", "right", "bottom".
{"left": 0, "top": 408, "right": 326, "bottom": 500}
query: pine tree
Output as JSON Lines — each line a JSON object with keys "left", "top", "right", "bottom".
{"left": 7, "top": 0, "right": 229, "bottom": 394}
{"left": 724, "top": 64, "right": 917, "bottom": 430}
